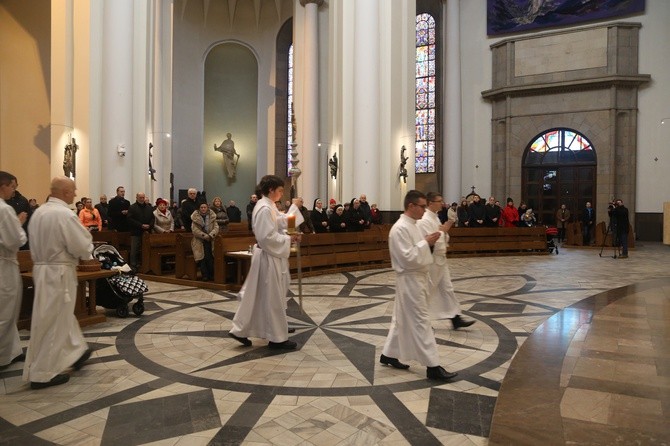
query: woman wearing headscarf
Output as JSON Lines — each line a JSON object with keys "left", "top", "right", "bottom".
{"left": 328, "top": 204, "right": 347, "bottom": 233}
{"left": 346, "top": 198, "right": 366, "bottom": 232}
{"left": 153, "top": 198, "right": 174, "bottom": 233}
{"left": 310, "top": 198, "right": 329, "bottom": 233}
{"left": 191, "top": 202, "right": 219, "bottom": 281}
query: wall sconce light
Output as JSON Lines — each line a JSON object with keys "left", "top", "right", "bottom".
{"left": 398, "top": 145, "right": 408, "bottom": 183}
{"left": 116, "top": 144, "right": 126, "bottom": 157}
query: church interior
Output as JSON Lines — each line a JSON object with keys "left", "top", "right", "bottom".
{"left": 1, "top": 0, "right": 669, "bottom": 444}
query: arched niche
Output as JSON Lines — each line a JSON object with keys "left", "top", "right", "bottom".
{"left": 203, "top": 42, "right": 258, "bottom": 204}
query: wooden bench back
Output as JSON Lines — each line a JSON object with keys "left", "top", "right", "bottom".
{"left": 17, "top": 250, "right": 33, "bottom": 273}
{"left": 447, "top": 226, "right": 547, "bottom": 256}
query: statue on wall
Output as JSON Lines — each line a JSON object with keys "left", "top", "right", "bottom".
{"left": 328, "top": 153, "right": 338, "bottom": 179}
{"left": 399, "top": 145, "right": 408, "bottom": 183}
{"left": 214, "top": 133, "right": 240, "bottom": 179}
{"left": 63, "top": 137, "right": 79, "bottom": 178}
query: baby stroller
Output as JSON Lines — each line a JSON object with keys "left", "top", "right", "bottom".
{"left": 93, "top": 244, "right": 147, "bottom": 317}
{"left": 545, "top": 226, "right": 559, "bottom": 254}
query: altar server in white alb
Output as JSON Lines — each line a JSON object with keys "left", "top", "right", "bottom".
{"left": 23, "top": 176, "right": 94, "bottom": 389}
{"left": 418, "top": 192, "right": 475, "bottom": 330}
{"left": 0, "top": 171, "right": 28, "bottom": 368}
{"left": 380, "top": 190, "right": 458, "bottom": 381}
{"left": 228, "top": 175, "right": 303, "bottom": 350}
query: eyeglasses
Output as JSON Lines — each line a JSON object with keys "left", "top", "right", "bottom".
{"left": 411, "top": 202, "right": 427, "bottom": 209}
{"left": 430, "top": 200, "right": 443, "bottom": 203}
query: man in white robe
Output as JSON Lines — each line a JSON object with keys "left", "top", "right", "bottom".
{"left": 23, "top": 176, "right": 94, "bottom": 389}
{"left": 417, "top": 192, "right": 475, "bottom": 329}
{"left": 380, "top": 190, "right": 458, "bottom": 381}
{"left": 0, "top": 171, "right": 28, "bottom": 368}
{"left": 229, "top": 175, "right": 302, "bottom": 349}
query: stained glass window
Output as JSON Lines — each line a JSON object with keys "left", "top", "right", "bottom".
{"left": 525, "top": 128, "right": 595, "bottom": 166}
{"left": 287, "top": 44, "right": 294, "bottom": 175}
{"left": 415, "top": 13, "right": 436, "bottom": 173}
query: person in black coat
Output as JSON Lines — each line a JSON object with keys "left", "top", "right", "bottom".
{"left": 127, "top": 192, "right": 155, "bottom": 270}
{"left": 468, "top": 195, "right": 486, "bottom": 227}
{"left": 310, "top": 198, "right": 329, "bottom": 233}
{"left": 108, "top": 186, "right": 130, "bottom": 232}
{"left": 180, "top": 188, "right": 202, "bottom": 232}
{"left": 329, "top": 204, "right": 347, "bottom": 232}
{"left": 226, "top": 200, "right": 242, "bottom": 222}
{"left": 581, "top": 201, "right": 595, "bottom": 245}
{"left": 346, "top": 198, "right": 366, "bottom": 232}
{"left": 611, "top": 199, "right": 630, "bottom": 258}
{"left": 456, "top": 199, "right": 470, "bottom": 228}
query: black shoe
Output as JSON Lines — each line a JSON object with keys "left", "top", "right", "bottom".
{"left": 73, "top": 349, "right": 93, "bottom": 371}
{"left": 288, "top": 327, "right": 296, "bottom": 334}
{"left": 268, "top": 340, "right": 298, "bottom": 350}
{"left": 11, "top": 353, "right": 26, "bottom": 364}
{"left": 426, "top": 366, "right": 457, "bottom": 381}
{"left": 379, "top": 354, "right": 410, "bottom": 370}
{"left": 228, "top": 332, "right": 252, "bottom": 346}
{"left": 451, "top": 315, "right": 475, "bottom": 330}
{"left": 31, "top": 374, "right": 70, "bottom": 389}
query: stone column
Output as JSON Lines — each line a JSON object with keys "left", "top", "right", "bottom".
{"left": 150, "top": 0, "right": 173, "bottom": 202}
{"left": 101, "top": 0, "right": 134, "bottom": 194}
{"left": 297, "top": 0, "right": 322, "bottom": 203}
{"left": 352, "top": 0, "right": 380, "bottom": 200}
{"left": 443, "top": 0, "right": 462, "bottom": 200}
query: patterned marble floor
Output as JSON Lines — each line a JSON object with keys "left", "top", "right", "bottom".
{"left": 1, "top": 243, "right": 668, "bottom": 445}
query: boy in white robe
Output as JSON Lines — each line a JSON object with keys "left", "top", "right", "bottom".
{"left": 229, "top": 175, "right": 302, "bottom": 349}
{"left": 0, "top": 171, "right": 28, "bottom": 368}
{"left": 23, "top": 176, "right": 94, "bottom": 389}
{"left": 380, "top": 190, "right": 458, "bottom": 381}
{"left": 417, "top": 192, "right": 475, "bottom": 329}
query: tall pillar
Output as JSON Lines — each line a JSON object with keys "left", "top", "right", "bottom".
{"left": 352, "top": 0, "right": 380, "bottom": 199}
{"left": 443, "top": 0, "right": 462, "bottom": 201}
{"left": 50, "top": 0, "right": 74, "bottom": 181}
{"left": 297, "top": 0, "right": 322, "bottom": 204}
{"left": 150, "top": 0, "right": 173, "bottom": 202}
{"left": 101, "top": 0, "right": 134, "bottom": 195}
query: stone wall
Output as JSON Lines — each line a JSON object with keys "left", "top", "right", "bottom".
{"left": 482, "top": 23, "right": 650, "bottom": 227}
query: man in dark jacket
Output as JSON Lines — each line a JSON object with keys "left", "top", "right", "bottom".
{"left": 246, "top": 194, "right": 258, "bottom": 230}
{"left": 108, "top": 186, "right": 130, "bottom": 231}
{"left": 127, "top": 192, "right": 155, "bottom": 270}
{"left": 95, "top": 194, "right": 109, "bottom": 228}
{"left": 485, "top": 196, "right": 501, "bottom": 227}
{"left": 611, "top": 199, "right": 630, "bottom": 258}
{"left": 180, "top": 188, "right": 202, "bottom": 232}
{"left": 226, "top": 200, "right": 242, "bottom": 222}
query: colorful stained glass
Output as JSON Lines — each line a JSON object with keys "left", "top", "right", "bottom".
{"left": 526, "top": 129, "right": 596, "bottom": 166}
{"left": 415, "top": 13, "right": 437, "bottom": 173}
{"left": 287, "top": 45, "right": 294, "bottom": 174}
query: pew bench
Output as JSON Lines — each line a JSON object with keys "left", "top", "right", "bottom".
{"left": 141, "top": 232, "right": 178, "bottom": 275}
{"left": 447, "top": 226, "right": 548, "bottom": 257}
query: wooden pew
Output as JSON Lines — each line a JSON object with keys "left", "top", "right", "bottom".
{"left": 140, "top": 232, "right": 178, "bottom": 275}
{"left": 93, "top": 230, "right": 131, "bottom": 260}
{"left": 447, "top": 226, "right": 548, "bottom": 257}
{"left": 175, "top": 233, "right": 197, "bottom": 280}
{"left": 215, "top": 235, "right": 257, "bottom": 284}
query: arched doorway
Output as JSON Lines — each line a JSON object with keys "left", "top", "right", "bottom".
{"left": 522, "top": 129, "right": 596, "bottom": 225}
